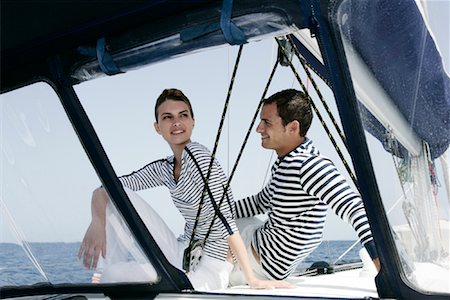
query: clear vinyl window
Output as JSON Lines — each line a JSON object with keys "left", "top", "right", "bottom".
{"left": 334, "top": 0, "right": 449, "bottom": 294}
{"left": 0, "top": 82, "right": 159, "bottom": 286}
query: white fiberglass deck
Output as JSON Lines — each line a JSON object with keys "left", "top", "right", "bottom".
{"left": 217, "top": 268, "right": 378, "bottom": 299}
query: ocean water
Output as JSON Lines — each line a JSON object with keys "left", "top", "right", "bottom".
{"left": 0, "top": 241, "right": 361, "bottom": 286}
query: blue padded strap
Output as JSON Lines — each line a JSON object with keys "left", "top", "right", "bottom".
{"left": 96, "top": 38, "right": 122, "bottom": 76}
{"left": 220, "top": 0, "right": 247, "bottom": 45}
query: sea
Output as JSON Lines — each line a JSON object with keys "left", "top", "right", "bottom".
{"left": 0, "top": 241, "right": 361, "bottom": 286}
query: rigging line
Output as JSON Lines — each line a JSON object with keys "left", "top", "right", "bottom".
{"left": 185, "top": 148, "right": 232, "bottom": 236}
{"left": 287, "top": 35, "right": 349, "bottom": 151}
{"left": 205, "top": 59, "right": 280, "bottom": 239}
{"left": 392, "top": 142, "right": 435, "bottom": 258}
{"left": 290, "top": 60, "right": 301, "bottom": 88}
{"left": 262, "top": 151, "right": 274, "bottom": 189}
{"left": 276, "top": 37, "right": 360, "bottom": 192}
{"left": 409, "top": 21, "right": 428, "bottom": 129}
{"left": 188, "top": 45, "right": 244, "bottom": 250}
{"left": 259, "top": 39, "right": 280, "bottom": 189}
{"left": 227, "top": 59, "right": 279, "bottom": 192}
{"left": 207, "top": 44, "right": 244, "bottom": 179}
{"left": 334, "top": 185, "right": 413, "bottom": 265}
{"left": 424, "top": 143, "right": 444, "bottom": 245}
{"left": 387, "top": 127, "right": 411, "bottom": 205}
{"left": 288, "top": 34, "right": 332, "bottom": 87}
{"left": 227, "top": 47, "right": 231, "bottom": 176}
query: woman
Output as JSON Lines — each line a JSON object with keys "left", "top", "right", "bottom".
{"left": 78, "top": 88, "right": 292, "bottom": 290}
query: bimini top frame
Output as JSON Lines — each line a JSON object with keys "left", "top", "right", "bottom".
{"left": 1, "top": 0, "right": 448, "bottom": 299}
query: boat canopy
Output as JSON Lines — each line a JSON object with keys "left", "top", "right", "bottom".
{"left": 1, "top": 1, "right": 449, "bottom": 299}
{"left": 339, "top": 0, "right": 449, "bottom": 159}
{"left": 2, "top": 0, "right": 449, "bottom": 160}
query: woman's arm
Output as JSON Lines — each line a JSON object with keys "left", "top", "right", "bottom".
{"left": 227, "top": 232, "right": 294, "bottom": 289}
{"left": 78, "top": 187, "right": 109, "bottom": 270}
{"left": 78, "top": 160, "right": 165, "bottom": 269}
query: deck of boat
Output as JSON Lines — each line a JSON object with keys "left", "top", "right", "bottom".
{"left": 215, "top": 267, "right": 378, "bottom": 299}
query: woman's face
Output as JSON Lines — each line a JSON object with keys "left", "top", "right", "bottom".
{"left": 154, "top": 99, "right": 194, "bottom": 148}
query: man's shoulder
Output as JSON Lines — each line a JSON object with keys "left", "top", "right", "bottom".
{"left": 282, "top": 150, "right": 334, "bottom": 172}
{"left": 278, "top": 152, "right": 316, "bottom": 174}
{"left": 285, "top": 144, "right": 320, "bottom": 162}
{"left": 285, "top": 150, "right": 316, "bottom": 162}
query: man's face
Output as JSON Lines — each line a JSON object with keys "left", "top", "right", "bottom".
{"left": 154, "top": 100, "right": 194, "bottom": 148}
{"left": 256, "top": 102, "right": 292, "bottom": 156}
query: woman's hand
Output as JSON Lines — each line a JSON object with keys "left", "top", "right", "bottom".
{"left": 78, "top": 187, "right": 108, "bottom": 269}
{"left": 78, "top": 219, "right": 106, "bottom": 269}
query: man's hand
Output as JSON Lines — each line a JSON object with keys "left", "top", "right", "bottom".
{"left": 248, "top": 277, "right": 295, "bottom": 289}
{"left": 78, "top": 219, "right": 106, "bottom": 270}
{"left": 373, "top": 257, "right": 381, "bottom": 272}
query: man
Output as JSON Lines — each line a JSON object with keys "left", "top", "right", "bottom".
{"left": 232, "top": 89, "right": 380, "bottom": 282}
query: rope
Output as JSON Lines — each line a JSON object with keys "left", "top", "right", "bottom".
{"left": 287, "top": 34, "right": 332, "bottom": 87}
{"left": 186, "top": 45, "right": 244, "bottom": 254}
{"left": 185, "top": 148, "right": 232, "bottom": 235}
{"left": 287, "top": 35, "right": 349, "bottom": 151}
{"left": 204, "top": 59, "right": 280, "bottom": 241}
{"left": 261, "top": 152, "right": 274, "bottom": 189}
{"left": 276, "top": 37, "right": 360, "bottom": 192}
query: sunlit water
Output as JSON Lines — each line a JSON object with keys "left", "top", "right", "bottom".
{"left": 0, "top": 241, "right": 361, "bottom": 286}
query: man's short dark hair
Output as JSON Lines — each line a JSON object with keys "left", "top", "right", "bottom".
{"left": 264, "top": 89, "right": 313, "bottom": 137}
{"left": 155, "top": 88, "right": 194, "bottom": 121}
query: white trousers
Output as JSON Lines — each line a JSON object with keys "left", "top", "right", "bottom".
{"left": 98, "top": 188, "right": 232, "bottom": 291}
{"left": 229, "top": 217, "right": 267, "bottom": 286}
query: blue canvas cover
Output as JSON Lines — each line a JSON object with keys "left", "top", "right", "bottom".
{"left": 340, "top": 0, "right": 449, "bottom": 159}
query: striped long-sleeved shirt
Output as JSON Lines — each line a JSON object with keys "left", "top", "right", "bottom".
{"left": 235, "top": 138, "right": 376, "bottom": 279}
{"left": 118, "top": 141, "right": 237, "bottom": 261}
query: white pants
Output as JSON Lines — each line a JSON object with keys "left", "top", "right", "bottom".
{"left": 229, "top": 217, "right": 267, "bottom": 286}
{"left": 98, "top": 188, "right": 232, "bottom": 291}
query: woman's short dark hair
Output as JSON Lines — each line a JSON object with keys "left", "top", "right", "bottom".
{"left": 264, "top": 89, "right": 313, "bottom": 137}
{"left": 154, "top": 88, "right": 194, "bottom": 121}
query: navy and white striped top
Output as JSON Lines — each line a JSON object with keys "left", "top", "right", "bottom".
{"left": 118, "top": 141, "right": 237, "bottom": 261}
{"left": 235, "top": 138, "right": 376, "bottom": 279}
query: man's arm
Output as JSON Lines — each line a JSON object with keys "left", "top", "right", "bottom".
{"left": 78, "top": 187, "right": 108, "bottom": 270}
{"left": 234, "top": 185, "right": 272, "bottom": 219}
{"left": 300, "top": 156, "right": 380, "bottom": 270}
